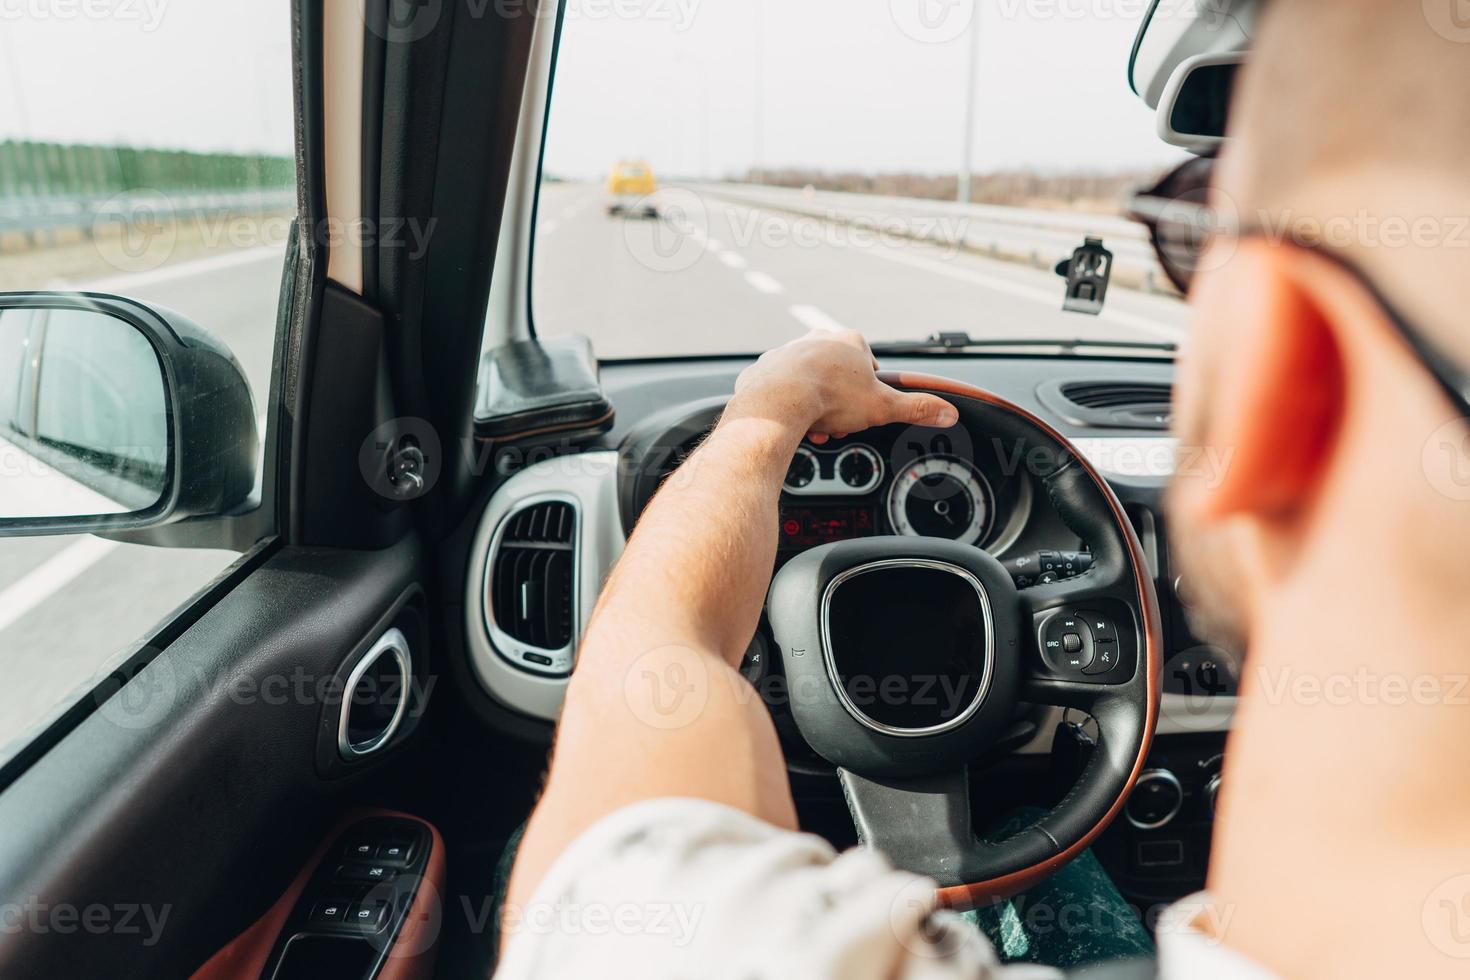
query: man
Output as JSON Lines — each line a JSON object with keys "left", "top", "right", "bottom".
{"left": 498, "top": 1, "right": 1470, "bottom": 976}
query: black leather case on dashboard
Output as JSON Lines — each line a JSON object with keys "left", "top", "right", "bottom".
{"left": 474, "top": 334, "right": 614, "bottom": 443}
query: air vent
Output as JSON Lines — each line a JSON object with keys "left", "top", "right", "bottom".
{"left": 1038, "top": 379, "right": 1174, "bottom": 430}
{"left": 487, "top": 499, "right": 578, "bottom": 675}
{"left": 1061, "top": 381, "right": 1173, "bottom": 411}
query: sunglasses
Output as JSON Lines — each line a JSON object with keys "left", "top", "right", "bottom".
{"left": 1126, "top": 154, "right": 1470, "bottom": 422}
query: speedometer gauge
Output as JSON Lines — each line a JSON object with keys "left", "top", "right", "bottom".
{"left": 887, "top": 456, "right": 994, "bottom": 545}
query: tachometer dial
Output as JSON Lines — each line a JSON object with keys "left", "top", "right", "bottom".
{"left": 785, "top": 446, "right": 818, "bottom": 490}
{"left": 887, "top": 456, "right": 993, "bottom": 545}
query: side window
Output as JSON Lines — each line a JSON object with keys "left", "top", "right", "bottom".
{"left": 0, "top": 3, "right": 294, "bottom": 765}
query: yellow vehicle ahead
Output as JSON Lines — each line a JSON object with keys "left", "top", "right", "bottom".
{"left": 605, "top": 160, "right": 659, "bottom": 217}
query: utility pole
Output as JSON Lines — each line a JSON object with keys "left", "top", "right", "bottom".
{"left": 753, "top": 0, "right": 765, "bottom": 183}
{"left": 957, "top": 3, "right": 980, "bottom": 203}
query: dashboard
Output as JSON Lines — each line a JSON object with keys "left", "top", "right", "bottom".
{"left": 459, "top": 353, "right": 1238, "bottom": 736}
{"left": 455, "top": 351, "right": 1235, "bottom": 903}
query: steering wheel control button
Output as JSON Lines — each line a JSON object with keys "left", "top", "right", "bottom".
{"left": 1085, "top": 641, "right": 1119, "bottom": 674}
{"left": 1080, "top": 611, "right": 1117, "bottom": 645}
{"left": 1125, "top": 769, "right": 1184, "bottom": 830}
{"left": 1040, "top": 612, "right": 1094, "bottom": 674}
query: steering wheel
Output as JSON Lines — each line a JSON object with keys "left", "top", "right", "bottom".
{"left": 766, "top": 373, "right": 1162, "bottom": 909}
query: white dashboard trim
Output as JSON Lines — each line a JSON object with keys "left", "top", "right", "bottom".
{"left": 464, "top": 451, "right": 625, "bottom": 721}
{"left": 1072, "top": 437, "right": 1178, "bottom": 480}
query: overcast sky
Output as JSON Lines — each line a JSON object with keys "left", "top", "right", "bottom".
{"left": 0, "top": 0, "right": 1181, "bottom": 177}
{"left": 0, "top": 1, "right": 294, "bottom": 154}
{"left": 544, "top": 0, "right": 1185, "bottom": 179}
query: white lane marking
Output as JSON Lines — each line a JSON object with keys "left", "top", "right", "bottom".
{"left": 541, "top": 220, "right": 560, "bottom": 236}
{"left": 788, "top": 304, "right": 848, "bottom": 333}
{"left": 744, "top": 271, "right": 784, "bottom": 295}
{"left": 0, "top": 537, "right": 121, "bottom": 634}
{"left": 852, "top": 245, "right": 1185, "bottom": 342}
{"left": 718, "top": 251, "right": 748, "bottom": 270}
{"left": 82, "top": 244, "right": 285, "bottom": 292}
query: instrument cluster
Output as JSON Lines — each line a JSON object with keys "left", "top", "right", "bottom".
{"left": 776, "top": 424, "right": 1031, "bottom": 558}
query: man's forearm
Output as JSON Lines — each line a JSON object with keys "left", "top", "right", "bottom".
{"left": 582, "top": 400, "right": 805, "bottom": 669}
{"left": 502, "top": 332, "right": 955, "bottom": 929}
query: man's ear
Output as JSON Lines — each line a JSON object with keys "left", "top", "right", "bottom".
{"left": 1186, "top": 242, "right": 1346, "bottom": 524}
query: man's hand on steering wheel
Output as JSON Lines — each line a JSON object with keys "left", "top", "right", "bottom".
{"left": 730, "top": 328, "right": 959, "bottom": 442}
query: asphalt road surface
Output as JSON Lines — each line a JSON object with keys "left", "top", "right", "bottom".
{"left": 533, "top": 182, "right": 1189, "bottom": 357}
{"left": 0, "top": 182, "right": 1188, "bottom": 763}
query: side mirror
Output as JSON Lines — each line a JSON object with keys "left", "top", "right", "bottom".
{"left": 0, "top": 293, "right": 258, "bottom": 537}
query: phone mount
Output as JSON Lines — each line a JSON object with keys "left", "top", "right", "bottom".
{"left": 1055, "top": 237, "right": 1113, "bottom": 316}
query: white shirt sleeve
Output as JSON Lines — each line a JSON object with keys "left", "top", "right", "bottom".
{"left": 494, "top": 797, "right": 1062, "bottom": 980}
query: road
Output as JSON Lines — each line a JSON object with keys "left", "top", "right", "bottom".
{"left": 532, "top": 182, "right": 1189, "bottom": 357}
{"left": 0, "top": 183, "right": 1188, "bottom": 763}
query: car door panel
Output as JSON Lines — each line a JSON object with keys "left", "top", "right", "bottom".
{"left": 0, "top": 537, "right": 425, "bottom": 979}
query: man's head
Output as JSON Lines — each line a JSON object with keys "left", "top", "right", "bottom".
{"left": 1167, "top": 0, "right": 1470, "bottom": 657}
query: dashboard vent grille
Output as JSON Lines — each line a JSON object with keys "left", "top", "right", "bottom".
{"left": 490, "top": 501, "right": 576, "bottom": 651}
{"left": 1047, "top": 380, "right": 1174, "bottom": 429}
{"left": 1060, "top": 381, "right": 1173, "bottom": 411}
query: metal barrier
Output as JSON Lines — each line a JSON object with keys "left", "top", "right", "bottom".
{"left": 691, "top": 182, "right": 1170, "bottom": 294}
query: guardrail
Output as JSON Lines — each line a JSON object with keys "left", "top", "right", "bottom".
{"left": 691, "top": 182, "right": 1170, "bottom": 295}
{"left": 0, "top": 189, "right": 296, "bottom": 250}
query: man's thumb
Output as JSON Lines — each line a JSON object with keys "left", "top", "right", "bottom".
{"left": 892, "top": 392, "right": 958, "bottom": 428}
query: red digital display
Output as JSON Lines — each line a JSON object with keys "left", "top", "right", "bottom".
{"left": 779, "top": 506, "right": 876, "bottom": 549}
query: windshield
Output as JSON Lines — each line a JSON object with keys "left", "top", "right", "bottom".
{"left": 532, "top": 0, "right": 1192, "bottom": 359}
